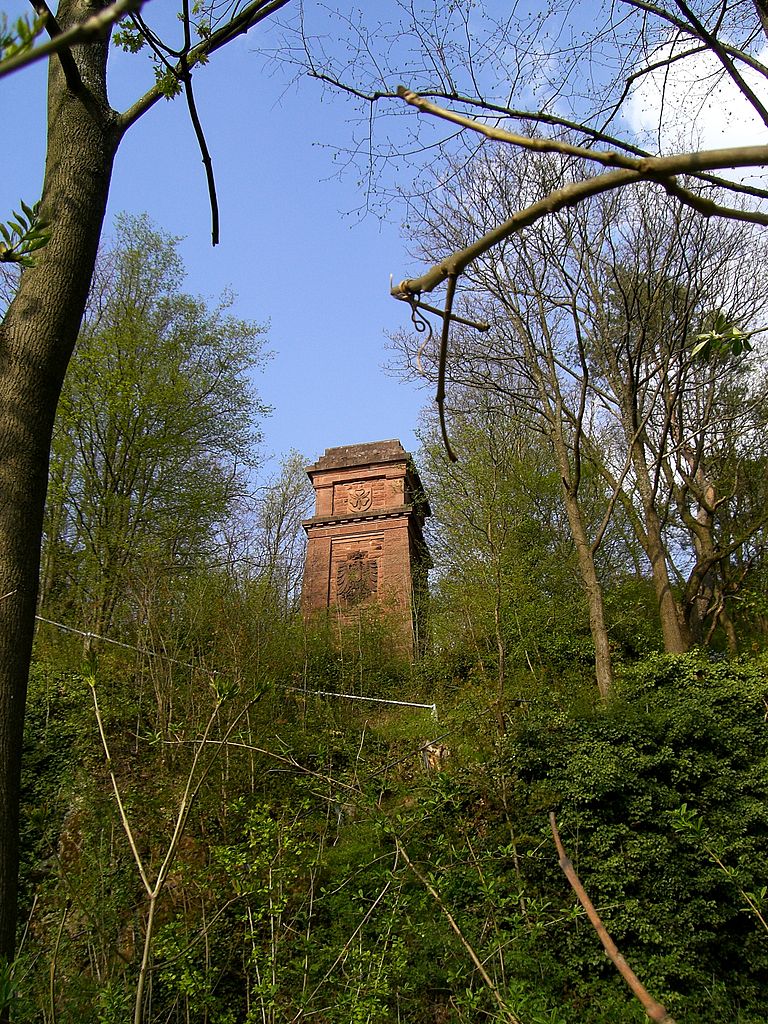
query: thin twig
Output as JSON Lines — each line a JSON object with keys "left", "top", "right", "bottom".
{"left": 396, "top": 840, "right": 523, "bottom": 1024}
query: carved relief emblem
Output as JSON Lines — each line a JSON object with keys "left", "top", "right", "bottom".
{"left": 337, "top": 551, "right": 378, "bottom": 606}
{"left": 348, "top": 482, "right": 373, "bottom": 513}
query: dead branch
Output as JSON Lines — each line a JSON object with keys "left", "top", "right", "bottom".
{"left": 549, "top": 812, "right": 677, "bottom": 1024}
{"left": 436, "top": 273, "right": 459, "bottom": 462}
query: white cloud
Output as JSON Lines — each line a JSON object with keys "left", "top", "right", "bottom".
{"left": 624, "top": 41, "right": 768, "bottom": 166}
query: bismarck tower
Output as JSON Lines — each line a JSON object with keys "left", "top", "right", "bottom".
{"left": 300, "top": 440, "right": 431, "bottom": 650}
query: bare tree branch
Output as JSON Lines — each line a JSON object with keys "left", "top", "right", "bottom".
{"left": 27, "top": 0, "right": 82, "bottom": 90}
{"left": 671, "top": 0, "right": 768, "bottom": 125}
{"left": 391, "top": 124, "right": 768, "bottom": 298}
{"left": 180, "top": 0, "right": 219, "bottom": 245}
{"left": 397, "top": 85, "right": 768, "bottom": 187}
{"left": 549, "top": 812, "right": 677, "bottom": 1024}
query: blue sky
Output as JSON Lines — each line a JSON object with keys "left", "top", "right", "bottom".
{"left": 1, "top": 3, "right": 433, "bottom": 474}
{"left": 5, "top": 2, "right": 765, "bottom": 481}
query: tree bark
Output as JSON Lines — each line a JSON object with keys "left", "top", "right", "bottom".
{"left": 523, "top": 312, "right": 614, "bottom": 697}
{"left": 640, "top": 500, "right": 691, "bottom": 655}
{"left": 625, "top": 419, "right": 691, "bottom": 654}
{"left": 754, "top": 0, "right": 768, "bottom": 41}
{"left": 0, "top": 0, "right": 120, "bottom": 961}
{"left": 561, "top": 485, "right": 614, "bottom": 698}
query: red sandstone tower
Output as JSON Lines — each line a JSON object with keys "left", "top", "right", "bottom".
{"left": 301, "top": 440, "right": 431, "bottom": 648}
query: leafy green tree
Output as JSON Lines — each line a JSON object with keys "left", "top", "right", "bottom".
{"left": 419, "top": 400, "right": 587, "bottom": 714}
{"left": 0, "top": 0, "right": 291, "bottom": 963}
{"left": 244, "top": 451, "right": 313, "bottom": 612}
{"left": 41, "top": 213, "right": 269, "bottom": 641}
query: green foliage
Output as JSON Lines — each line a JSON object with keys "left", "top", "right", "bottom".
{"left": 419, "top": 404, "right": 591, "bottom": 700}
{"left": 604, "top": 577, "right": 663, "bottom": 658}
{"left": 0, "top": 957, "right": 15, "bottom": 1014}
{"left": 0, "top": 200, "right": 49, "bottom": 267}
{"left": 95, "top": 981, "right": 131, "bottom": 1024}
{"left": 671, "top": 803, "right": 768, "bottom": 932}
{"left": 18, "top": 608, "right": 768, "bottom": 1023}
{"left": 153, "top": 65, "right": 183, "bottom": 99}
{"left": 41, "top": 212, "right": 269, "bottom": 637}
{"left": 112, "top": 2, "right": 215, "bottom": 97}
{"left": 18, "top": 663, "right": 95, "bottom": 909}
{"left": 111, "top": 20, "right": 147, "bottom": 54}
{"left": 493, "top": 652, "right": 768, "bottom": 1019}
{"left": 692, "top": 312, "right": 754, "bottom": 361}
{"left": 0, "top": 13, "right": 44, "bottom": 63}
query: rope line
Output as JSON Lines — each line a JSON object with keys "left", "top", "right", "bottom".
{"left": 288, "top": 686, "right": 437, "bottom": 718}
{"left": 35, "top": 615, "right": 439, "bottom": 717}
{"left": 35, "top": 615, "right": 206, "bottom": 672}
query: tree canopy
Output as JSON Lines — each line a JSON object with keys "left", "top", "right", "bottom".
{"left": 42, "top": 212, "right": 270, "bottom": 639}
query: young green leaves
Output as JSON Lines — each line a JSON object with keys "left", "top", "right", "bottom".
{"left": 0, "top": 201, "right": 50, "bottom": 268}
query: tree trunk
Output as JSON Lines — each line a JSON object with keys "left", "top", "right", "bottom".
{"left": 562, "top": 487, "right": 614, "bottom": 699}
{"left": 679, "top": 465, "right": 722, "bottom": 646}
{"left": 530, "top": 348, "right": 613, "bottom": 697}
{"left": 643, "top": 505, "right": 691, "bottom": 654}
{"left": 720, "top": 601, "right": 739, "bottom": 657}
{"left": 0, "top": 2, "right": 119, "bottom": 961}
{"left": 630, "top": 440, "right": 691, "bottom": 654}
{"left": 755, "top": 0, "right": 768, "bottom": 41}
{"left": 687, "top": 567, "right": 715, "bottom": 644}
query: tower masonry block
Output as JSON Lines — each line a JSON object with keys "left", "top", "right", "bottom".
{"left": 301, "top": 439, "right": 431, "bottom": 648}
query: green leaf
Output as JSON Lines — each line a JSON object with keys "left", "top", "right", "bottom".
{"left": 0, "top": 199, "right": 49, "bottom": 266}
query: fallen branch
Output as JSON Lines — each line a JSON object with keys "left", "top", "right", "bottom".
{"left": 549, "top": 812, "right": 677, "bottom": 1024}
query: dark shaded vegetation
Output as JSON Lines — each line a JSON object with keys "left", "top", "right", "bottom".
{"left": 13, "top": 609, "right": 768, "bottom": 1022}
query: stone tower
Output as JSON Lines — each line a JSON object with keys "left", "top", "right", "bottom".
{"left": 301, "top": 440, "right": 431, "bottom": 647}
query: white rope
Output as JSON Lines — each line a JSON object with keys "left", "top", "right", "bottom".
{"left": 34, "top": 615, "right": 208, "bottom": 673}
{"left": 289, "top": 686, "right": 437, "bottom": 719}
{"left": 35, "top": 615, "right": 438, "bottom": 718}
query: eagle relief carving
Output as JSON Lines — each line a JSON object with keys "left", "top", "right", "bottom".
{"left": 347, "top": 482, "right": 373, "bottom": 513}
{"left": 337, "top": 551, "right": 378, "bottom": 606}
